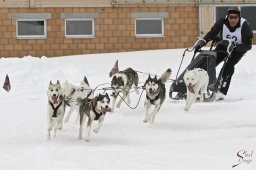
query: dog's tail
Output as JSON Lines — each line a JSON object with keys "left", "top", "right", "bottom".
{"left": 159, "top": 68, "right": 172, "bottom": 84}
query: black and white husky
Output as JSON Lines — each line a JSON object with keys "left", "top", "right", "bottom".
{"left": 47, "top": 80, "right": 65, "bottom": 140}
{"left": 62, "top": 77, "right": 93, "bottom": 123}
{"left": 144, "top": 69, "right": 172, "bottom": 123}
{"left": 78, "top": 93, "right": 111, "bottom": 142}
{"left": 110, "top": 68, "right": 139, "bottom": 111}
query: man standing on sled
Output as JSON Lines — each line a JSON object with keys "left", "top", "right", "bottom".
{"left": 194, "top": 7, "right": 253, "bottom": 100}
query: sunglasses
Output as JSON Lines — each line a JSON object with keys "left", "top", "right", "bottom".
{"left": 228, "top": 15, "right": 239, "bottom": 20}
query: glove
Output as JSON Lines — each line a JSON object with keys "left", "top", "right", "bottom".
{"left": 194, "top": 38, "right": 206, "bottom": 52}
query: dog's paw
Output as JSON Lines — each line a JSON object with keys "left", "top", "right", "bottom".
{"left": 143, "top": 117, "right": 151, "bottom": 123}
{"left": 85, "top": 138, "right": 90, "bottom": 142}
{"left": 116, "top": 103, "right": 121, "bottom": 108}
{"left": 143, "top": 119, "right": 148, "bottom": 123}
{"left": 93, "top": 129, "right": 99, "bottom": 134}
{"left": 184, "top": 107, "right": 189, "bottom": 111}
{"left": 58, "top": 127, "right": 63, "bottom": 130}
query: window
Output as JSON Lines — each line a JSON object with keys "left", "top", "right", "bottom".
{"left": 61, "top": 13, "right": 99, "bottom": 38}
{"left": 215, "top": 6, "right": 231, "bottom": 21}
{"left": 131, "top": 12, "right": 168, "bottom": 38}
{"left": 135, "top": 18, "right": 164, "bottom": 37}
{"left": 65, "top": 19, "right": 94, "bottom": 38}
{"left": 12, "top": 13, "right": 51, "bottom": 39}
{"left": 241, "top": 6, "right": 256, "bottom": 31}
{"left": 16, "top": 20, "right": 46, "bottom": 38}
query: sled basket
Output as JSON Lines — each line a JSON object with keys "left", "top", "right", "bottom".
{"left": 169, "top": 50, "right": 217, "bottom": 100}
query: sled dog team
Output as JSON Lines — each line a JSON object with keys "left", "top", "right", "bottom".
{"left": 47, "top": 67, "right": 209, "bottom": 141}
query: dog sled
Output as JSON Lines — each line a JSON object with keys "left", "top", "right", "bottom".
{"left": 169, "top": 38, "right": 236, "bottom": 101}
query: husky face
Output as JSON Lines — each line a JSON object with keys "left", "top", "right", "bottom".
{"left": 145, "top": 75, "right": 159, "bottom": 95}
{"left": 111, "top": 75, "right": 125, "bottom": 89}
{"left": 95, "top": 93, "right": 111, "bottom": 112}
{"left": 48, "top": 80, "right": 63, "bottom": 104}
{"left": 111, "top": 73, "right": 127, "bottom": 96}
{"left": 183, "top": 69, "right": 199, "bottom": 87}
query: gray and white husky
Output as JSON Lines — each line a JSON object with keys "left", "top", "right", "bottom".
{"left": 183, "top": 68, "right": 209, "bottom": 111}
{"left": 144, "top": 69, "right": 172, "bottom": 123}
{"left": 78, "top": 93, "right": 111, "bottom": 142}
{"left": 62, "top": 77, "right": 94, "bottom": 123}
{"left": 47, "top": 80, "right": 65, "bottom": 140}
{"left": 110, "top": 68, "right": 139, "bottom": 111}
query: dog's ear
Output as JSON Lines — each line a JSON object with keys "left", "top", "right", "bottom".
{"left": 98, "top": 93, "right": 103, "bottom": 98}
{"left": 83, "top": 76, "right": 90, "bottom": 86}
{"left": 57, "top": 80, "right": 60, "bottom": 85}
{"left": 154, "top": 75, "right": 157, "bottom": 80}
{"left": 105, "top": 93, "right": 109, "bottom": 99}
{"left": 112, "top": 76, "right": 117, "bottom": 81}
{"left": 148, "top": 74, "right": 151, "bottom": 79}
{"left": 49, "top": 81, "right": 53, "bottom": 85}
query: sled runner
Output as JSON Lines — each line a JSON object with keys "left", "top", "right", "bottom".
{"left": 169, "top": 39, "right": 236, "bottom": 101}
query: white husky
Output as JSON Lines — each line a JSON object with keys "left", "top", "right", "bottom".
{"left": 183, "top": 68, "right": 209, "bottom": 111}
{"left": 47, "top": 80, "right": 65, "bottom": 140}
{"left": 62, "top": 77, "right": 93, "bottom": 123}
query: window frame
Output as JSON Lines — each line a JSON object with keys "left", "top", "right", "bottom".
{"left": 135, "top": 18, "right": 164, "bottom": 38}
{"left": 16, "top": 19, "right": 47, "bottom": 39}
{"left": 65, "top": 18, "right": 95, "bottom": 38}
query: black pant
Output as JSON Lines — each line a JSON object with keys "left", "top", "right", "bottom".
{"left": 215, "top": 51, "right": 245, "bottom": 95}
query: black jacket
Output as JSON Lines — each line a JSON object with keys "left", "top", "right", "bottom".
{"left": 203, "top": 17, "right": 253, "bottom": 53}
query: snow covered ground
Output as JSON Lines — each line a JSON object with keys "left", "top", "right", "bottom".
{"left": 0, "top": 47, "right": 255, "bottom": 170}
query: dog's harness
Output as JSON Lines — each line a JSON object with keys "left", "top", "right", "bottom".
{"left": 91, "top": 102, "right": 105, "bottom": 121}
{"left": 146, "top": 83, "right": 165, "bottom": 105}
{"left": 49, "top": 96, "right": 64, "bottom": 117}
{"left": 146, "top": 94, "right": 160, "bottom": 104}
{"left": 82, "top": 98, "right": 105, "bottom": 121}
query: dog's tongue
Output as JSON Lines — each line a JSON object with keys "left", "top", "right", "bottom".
{"left": 102, "top": 108, "right": 112, "bottom": 112}
{"left": 188, "top": 85, "right": 195, "bottom": 94}
{"left": 52, "top": 96, "right": 58, "bottom": 104}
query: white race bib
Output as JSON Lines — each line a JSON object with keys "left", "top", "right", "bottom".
{"left": 222, "top": 17, "right": 246, "bottom": 44}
